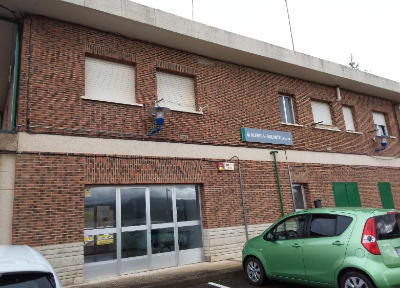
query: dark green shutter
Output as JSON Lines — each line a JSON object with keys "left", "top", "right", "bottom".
{"left": 378, "top": 182, "right": 395, "bottom": 209}
{"left": 346, "top": 183, "right": 361, "bottom": 207}
{"left": 333, "top": 183, "right": 349, "bottom": 207}
{"left": 332, "top": 182, "right": 361, "bottom": 207}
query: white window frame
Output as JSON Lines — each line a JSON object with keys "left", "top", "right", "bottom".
{"left": 311, "top": 100, "right": 333, "bottom": 126}
{"left": 372, "top": 112, "right": 389, "bottom": 136}
{"left": 156, "top": 71, "right": 197, "bottom": 113}
{"left": 279, "top": 95, "right": 295, "bottom": 124}
{"left": 342, "top": 106, "right": 356, "bottom": 132}
{"left": 84, "top": 57, "right": 139, "bottom": 106}
{"left": 291, "top": 184, "right": 307, "bottom": 211}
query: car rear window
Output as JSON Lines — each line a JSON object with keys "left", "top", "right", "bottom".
{"left": 0, "top": 272, "right": 56, "bottom": 288}
{"left": 375, "top": 213, "right": 400, "bottom": 240}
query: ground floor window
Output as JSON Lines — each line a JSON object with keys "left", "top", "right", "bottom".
{"left": 83, "top": 185, "right": 204, "bottom": 281}
{"left": 291, "top": 184, "right": 307, "bottom": 211}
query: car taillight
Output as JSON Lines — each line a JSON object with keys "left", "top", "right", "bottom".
{"left": 361, "top": 217, "right": 381, "bottom": 255}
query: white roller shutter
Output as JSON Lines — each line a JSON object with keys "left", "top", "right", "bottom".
{"left": 85, "top": 57, "right": 136, "bottom": 104}
{"left": 311, "top": 101, "right": 332, "bottom": 125}
{"left": 343, "top": 106, "right": 355, "bottom": 131}
{"left": 372, "top": 112, "right": 386, "bottom": 126}
{"left": 372, "top": 112, "right": 388, "bottom": 136}
{"left": 157, "top": 71, "right": 196, "bottom": 112}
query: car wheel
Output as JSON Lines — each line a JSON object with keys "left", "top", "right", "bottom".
{"left": 245, "top": 257, "right": 266, "bottom": 285}
{"left": 340, "top": 271, "right": 376, "bottom": 288}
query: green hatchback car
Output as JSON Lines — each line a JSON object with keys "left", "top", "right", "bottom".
{"left": 242, "top": 208, "right": 400, "bottom": 288}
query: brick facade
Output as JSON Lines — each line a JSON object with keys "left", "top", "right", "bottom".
{"left": 17, "top": 16, "right": 400, "bottom": 155}
{"left": 8, "top": 14, "right": 400, "bottom": 285}
{"left": 12, "top": 153, "right": 400, "bottom": 246}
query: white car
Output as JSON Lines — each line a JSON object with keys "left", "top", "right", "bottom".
{"left": 0, "top": 245, "right": 62, "bottom": 287}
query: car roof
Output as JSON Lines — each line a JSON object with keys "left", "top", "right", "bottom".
{"left": 0, "top": 245, "right": 54, "bottom": 274}
{"left": 291, "top": 207, "right": 397, "bottom": 217}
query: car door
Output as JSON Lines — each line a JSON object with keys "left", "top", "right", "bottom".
{"left": 302, "top": 213, "right": 354, "bottom": 285}
{"left": 262, "top": 214, "right": 307, "bottom": 280}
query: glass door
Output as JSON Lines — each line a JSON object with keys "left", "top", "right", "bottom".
{"left": 149, "top": 187, "right": 177, "bottom": 270}
{"left": 84, "top": 187, "right": 118, "bottom": 281}
{"left": 84, "top": 185, "right": 204, "bottom": 281}
{"left": 120, "top": 187, "right": 148, "bottom": 274}
{"left": 175, "top": 185, "right": 204, "bottom": 265}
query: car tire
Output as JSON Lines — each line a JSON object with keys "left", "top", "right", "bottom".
{"left": 245, "top": 257, "right": 266, "bottom": 286}
{"left": 340, "top": 271, "right": 376, "bottom": 288}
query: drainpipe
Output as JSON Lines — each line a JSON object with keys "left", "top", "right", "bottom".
{"left": 11, "top": 21, "right": 21, "bottom": 130}
{"left": 1, "top": 16, "right": 20, "bottom": 130}
{"left": 270, "top": 151, "right": 284, "bottom": 217}
{"left": 229, "top": 156, "right": 249, "bottom": 241}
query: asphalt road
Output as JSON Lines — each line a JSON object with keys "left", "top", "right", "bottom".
{"left": 185, "top": 271, "right": 307, "bottom": 288}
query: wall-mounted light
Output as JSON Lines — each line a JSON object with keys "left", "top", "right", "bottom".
{"left": 375, "top": 135, "right": 388, "bottom": 152}
{"left": 148, "top": 106, "right": 170, "bottom": 136}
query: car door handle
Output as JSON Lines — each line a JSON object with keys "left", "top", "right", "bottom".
{"left": 292, "top": 243, "right": 302, "bottom": 248}
{"left": 332, "top": 241, "right": 345, "bottom": 246}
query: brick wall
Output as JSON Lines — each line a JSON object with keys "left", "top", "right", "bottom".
{"left": 16, "top": 16, "right": 400, "bottom": 156}
{"left": 13, "top": 153, "right": 400, "bottom": 247}
{"left": 13, "top": 154, "right": 85, "bottom": 245}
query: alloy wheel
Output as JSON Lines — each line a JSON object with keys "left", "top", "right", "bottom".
{"left": 246, "top": 260, "right": 261, "bottom": 283}
{"left": 344, "top": 276, "right": 369, "bottom": 288}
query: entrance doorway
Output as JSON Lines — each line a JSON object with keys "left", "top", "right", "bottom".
{"left": 83, "top": 185, "right": 204, "bottom": 281}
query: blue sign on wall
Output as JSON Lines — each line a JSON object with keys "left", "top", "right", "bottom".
{"left": 241, "top": 127, "right": 293, "bottom": 145}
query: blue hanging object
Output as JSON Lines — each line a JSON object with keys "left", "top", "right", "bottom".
{"left": 148, "top": 106, "right": 170, "bottom": 135}
{"left": 375, "top": 136, "right": 388, "bottom": 152}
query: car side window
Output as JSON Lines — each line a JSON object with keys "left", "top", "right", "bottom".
{"left": 265, "top": 215, "right": 306, "bottom": 241}
{"left": 309, "top": 214, "right": 352, "bottom": 237}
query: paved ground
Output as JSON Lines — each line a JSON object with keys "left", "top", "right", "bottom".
{"left": 69, "top": 259, "right": 243, "bottom": 288}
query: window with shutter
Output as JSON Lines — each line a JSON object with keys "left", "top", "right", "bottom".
{"left": 372, "top": 112, "right": 388, "bottom": 136}
{"left": 157, "top": 71, "right": 196, "bottom": 113}
{"left": 85, "top": 57, "right": 136, "bottom": 105}
{"left": 311, "top": 101, "right": 333, "bottom": 125}
{"left": 342, "top": 106, "right": 355, "bottom": 131}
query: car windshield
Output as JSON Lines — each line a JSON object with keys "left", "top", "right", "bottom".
{"left": 0, "top": 272, "right": 56, "bottom": 288}
{"left": 375, "top": 213, "right": 400, "bottom": 240}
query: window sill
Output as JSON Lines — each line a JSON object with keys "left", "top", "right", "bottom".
{"left": 313, "top": 124, "right": 341, "bottom": 132}
{"left": 81, "top": 96, "right": 144, "bottom": 107}
{"left": 345, "top": 131, "right": 363, "bottom": 135}
{"left": 169, "top": 107, "right": 204, "bottom": 115}
{"left": 281, "top": 122, "right": 304, "bottom": 128}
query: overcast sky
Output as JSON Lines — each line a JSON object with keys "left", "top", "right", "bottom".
{"left": 130, "top": 0, "right": 400, "bottom": 83}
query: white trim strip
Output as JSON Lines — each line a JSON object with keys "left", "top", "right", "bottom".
{"left": 17, "top": 132, "right": 400, "bottom": 168}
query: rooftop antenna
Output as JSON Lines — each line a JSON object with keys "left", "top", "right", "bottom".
{"left": 285, "top": 0, "right": 295, "bottom": 51}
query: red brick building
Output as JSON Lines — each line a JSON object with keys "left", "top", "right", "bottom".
{"left": 1, "top": 0, "right": 400, "bottom": 286}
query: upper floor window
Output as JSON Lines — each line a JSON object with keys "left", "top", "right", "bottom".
{"left": 342, "top": 106, "right": 356, "bottom": 132}
{"left": 372, "top": 112, "right": 389, "bottom": 136}
{"left": 279, "top": 95, "right": 295, "bottom": 124}
{"left": 85, "top": 57, "right": 136, "bottom": 105}
{"left": 311, "top": 100, "right": 333, "bottom": 125}
{"left": 157, "top": 71, "right": 196, "bottom": 113}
